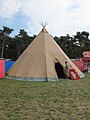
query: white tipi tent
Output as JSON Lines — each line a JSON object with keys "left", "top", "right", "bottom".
{"left": 7, "top": 26, "right": 85, "bottom": 81}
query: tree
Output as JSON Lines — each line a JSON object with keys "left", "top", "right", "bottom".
{"left": 14, "top": 29, "right": 34, "bottom": 58}
{"left": 0, "top": 26, "right": 90, "bottom": 60}
{"left": 0, "top": 26, "right": 13, "bottom": 58}
{"left": 54, "top": 31, "right": 90, "bottom": 58}
{"left": 73, "top": 31, "right": 90, "bottom": 57}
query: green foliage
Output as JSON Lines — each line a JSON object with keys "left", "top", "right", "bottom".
{"left": 0, "top": 26, "right": 90, "bottom": 60}
{"left": 0, "top": 26, "right": 13, "bottom": 58}
{"left": 0, "top": 27, "right": 35, "bottom": 60}
{"left": 54, "top": 31, "right": 90, "bottom": 58}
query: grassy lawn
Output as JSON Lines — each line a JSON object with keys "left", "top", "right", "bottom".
{"left": 0, "top": 73, "right": 90, "bottom": 120}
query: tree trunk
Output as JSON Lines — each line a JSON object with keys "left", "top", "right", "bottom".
{"left": 1, "top": 39, "right": 5, "bottom": 58}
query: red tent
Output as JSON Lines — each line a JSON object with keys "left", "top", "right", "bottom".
{"left": 0, "top": 60, "right": 5, "bottom": 78}
{"left": 73, "top": 60, "right": 84, "bottom": 72}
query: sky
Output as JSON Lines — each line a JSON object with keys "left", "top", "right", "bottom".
{"left": 0, "top": 0, "right": 90, "bottom": 37}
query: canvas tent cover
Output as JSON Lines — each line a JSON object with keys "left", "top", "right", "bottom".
{"left": 7, "top": 27, "right": 85, "bottom": 81}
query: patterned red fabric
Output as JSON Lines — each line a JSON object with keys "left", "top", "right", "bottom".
{"left": 69, "top": 68, "right": 80, "bottom": 80}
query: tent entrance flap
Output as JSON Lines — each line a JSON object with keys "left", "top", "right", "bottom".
{"left": 55, "top": 62, "right": 65, "bottom": 79}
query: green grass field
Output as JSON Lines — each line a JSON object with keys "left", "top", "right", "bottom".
{"left": 0, "top": 73, "right": 90, "bottom": 120}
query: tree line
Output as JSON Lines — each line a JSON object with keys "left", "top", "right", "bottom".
{"left": 0, "top": 26, "right": 90, "bottom": 61}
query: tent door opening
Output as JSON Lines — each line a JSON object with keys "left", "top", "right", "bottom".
{"left": 55, "top": 62, "right": 65, "bottom": 79}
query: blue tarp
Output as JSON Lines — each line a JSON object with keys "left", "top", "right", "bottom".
{"left": 5, "top": 61, "right": 15, "bottom": 73}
